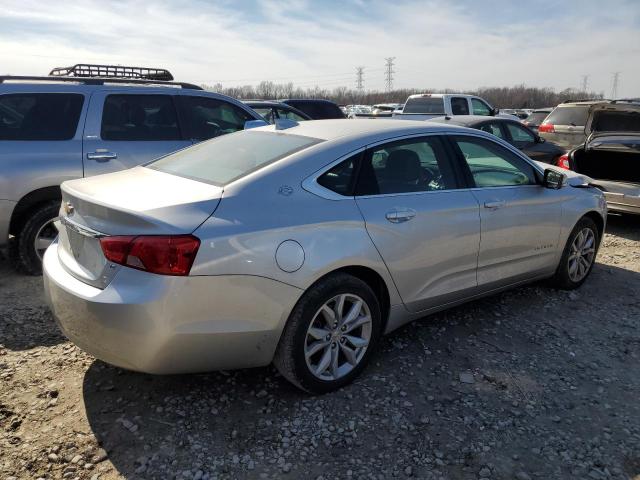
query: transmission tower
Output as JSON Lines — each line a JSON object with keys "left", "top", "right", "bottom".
{"left": 384, "top": 57, "right": 395, "bottom": 91}
{"left": 580, "top": 74, "right": 589, "bottom": 93}
{"left": 356, "top": 66, "right": 364, "bottom": 91}
{"left": 611, "top": 72, "right": 621, "bottom": 99}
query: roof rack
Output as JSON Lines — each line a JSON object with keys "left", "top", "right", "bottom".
{"left": 561, "top": 98, "right": 607, "bottom": 103}
{"left": 610, "top": 98, "right": 640, "bottom": 103}
{"left": 49, "top": 64, "right": 174, "bottom": 81}
{"left": 0, "top": 75, "right": 203, "bottom": 90}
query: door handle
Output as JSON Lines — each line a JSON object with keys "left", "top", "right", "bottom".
{"left": 484, "top": 200, "right": 506, "bottom": 209}
{"left": 385, "top": 208, "right": 416, "bottom": 223}
{"left": 86, "top": 151, "right": 117, "bottom": 162}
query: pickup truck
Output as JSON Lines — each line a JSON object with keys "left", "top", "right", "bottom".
{"left": 392, "top": 93, "right": 498, "bottom": 120}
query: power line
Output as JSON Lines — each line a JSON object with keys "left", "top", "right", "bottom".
{"left": 384, "top": 57, "right": 395, "bottom": 92}
{"left": 356, "top": 66, "right": 364, "bottom": 91}
{"left": 611, "top": 72, "right": 621, "bottom": 99}
{"left": 580, "top": 74, "right": 589, "bottom": 92}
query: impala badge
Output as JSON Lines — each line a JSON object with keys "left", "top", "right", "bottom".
{"left": 64, "top": 202, "right": 75, "bottom": 216}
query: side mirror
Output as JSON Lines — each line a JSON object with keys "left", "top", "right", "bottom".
{"left": 543, "top": 168, "right": 565, "bottom": 189}
{"left": 244, "top": 119, "right": 269, "bottom": 130}
{"left": 536, "top": 135, "right": 545, "bottom": 144}
{"left": 491, "top": 108, "right": 499, "bottom": 116}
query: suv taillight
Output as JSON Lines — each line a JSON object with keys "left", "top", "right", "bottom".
{"left": 538, "top": 123, "right": 555, "bottom": 133}
{"left": 557, "top": 154, "right": 570, "bottom": 170}
{"left": 100, "top": 235, "right": 200, "bottom": 276}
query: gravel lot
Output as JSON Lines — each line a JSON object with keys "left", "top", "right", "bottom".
{"left": 1, "top": 215, "right": 639, "bottom": 480}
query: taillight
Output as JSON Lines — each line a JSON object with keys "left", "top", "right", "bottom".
{"left": 538, "top": 123, "right": 555, "bottom": 133}
{"left": 557, "top": 154, "right": 570, "bottom": 170}
{"left": 100, "top": 235, "right": 200, "bottom": 276}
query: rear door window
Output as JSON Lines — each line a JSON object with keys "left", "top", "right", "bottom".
{"left": 451, "top": 97, "right": 470, "bottom": 115}
{"left": 505, "top": 123, "right": 536, "bottom": 146}
{"left": 101, "top": 94, "right": 181, "bottom": 141}
{"left": 180, "top": 96, "right": 254, "bottom": 141}
{"left": 0, "top": 93, "right": 83, "bottom": 140}
{"left": 478, "top": 122, "right": 506, "bottom": 139}
{"left": 356, "top": 136, "right": 458, "bottom": 195}
{"left": 545, "top": 106, "right": 589, "bottom": 126}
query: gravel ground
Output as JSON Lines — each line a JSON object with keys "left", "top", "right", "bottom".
{"left": 1, "top": 215, "right": 639, "bottom": 480}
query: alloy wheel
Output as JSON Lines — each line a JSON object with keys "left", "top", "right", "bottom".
{"left": 304, "top": 293, "right": 372, "bottom": 381}
{"left": 34, "top": 218, "right": 58, "bottom": 261}
{"left": 567, "top": 227, "right": 596, "bottom": 282}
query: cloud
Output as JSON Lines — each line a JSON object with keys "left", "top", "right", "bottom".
{"left": 0, "top": 0, "right": 638, "bottom": 96}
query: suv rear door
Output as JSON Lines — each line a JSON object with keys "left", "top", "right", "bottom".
{"left": 83, "top": 91, "right": 191, "bottom": 176}
{"left": 539, "top": 105, "right": 592, "bottom": 150}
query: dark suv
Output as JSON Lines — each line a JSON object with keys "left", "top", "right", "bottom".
{"left": 0, "top": 64, "right": 262, "bottom": 273}
{"left": 280, "top": 99, "right": 345, "bottom": 119}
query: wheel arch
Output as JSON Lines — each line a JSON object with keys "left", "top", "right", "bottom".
{"left": 582, "top": 210, "right": 605, "bottom": 244}
{"left": 9, "top": 186, "right": 61, "bottom": 236}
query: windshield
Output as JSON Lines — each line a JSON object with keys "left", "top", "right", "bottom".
{"left": 544, "top": 106, "right": 590, "bottom": 126}
{"left": 403, "top": 97, "right": 445, "bottom": 114}
{"left": 149, "top": 131, "right": 322, "bottom": 186}
{"left": 591, "top": 110, "right": 640, "bottom": 133}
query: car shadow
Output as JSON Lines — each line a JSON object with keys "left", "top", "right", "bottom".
{"left": 0, "top": 258, "right": 65, "bottom": 350}
{"left": 606, "top": 213, "right": 640, "bottom": 241}
{"left": 81, "top": 261, "right": 640, "bottom": 479}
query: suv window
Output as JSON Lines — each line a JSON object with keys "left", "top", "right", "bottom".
{"left": 402, "top": 97, "right": 445, "bottom": 115}
{"left": 545, "top": 106, "right": 589, "bottom": 126}
{"left": 276, "top": 108, "right": 308, "bottom": 122}
{"left": 0, "top": 93, "right": 83, "bottom": 141}
{"left": 181, "top": 96, "right": 253, "bottom": 140}
{"left": 102, "top": 95, "right": 181, "bottom": 141}
{"left": 317, "top": 156, "right": 359, "bottom": 195}
{"left": 505, "top": 123, "right": 535, "bottom": 145}
{"left": 471, "top": 98, "right": 492, "bottom": 116}
{"left": 356, "top": 137, "right": 457, "bottom": 195}
{"left": 453, "top": 136, "right": 536, "bottom": 187}
{"left": 451, "top": 97, "right": 470, "bottom": 115}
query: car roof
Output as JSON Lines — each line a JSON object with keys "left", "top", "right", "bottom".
{"left": 428, "top": 115, "right": 515, "bottom": 127}
{"left": 251, "top": 118, "right": 468, "bottom": 142}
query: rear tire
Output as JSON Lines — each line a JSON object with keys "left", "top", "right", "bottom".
{"left": 549, "top": 216, "right": 600, "bottom": 290}
{"left": 273, "top": 273, "right": 382, "bottom": 394}
{"left": 16, "top": 201, "right": 60, "bottom": 275}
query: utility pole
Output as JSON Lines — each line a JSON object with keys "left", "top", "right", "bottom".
{"left": 356, "top": 66, "right": 364, "bottom": 91}
{"left": 580, "top": 74, "right": 589, "bottom": 93}
{"left": 384, "top": 57, "right": 395, "bottom": 92}
{"left": 611, "top": 72, "right": 620, "bottom": 99}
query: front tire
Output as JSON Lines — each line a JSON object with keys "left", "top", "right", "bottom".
{"left": 273, "top": 273, "right": 382, "bottom": 394}
{"left": 549, "top": 217, "right": 600, "bottom": 290}
{"left": 16, "top": 201, "right": 60, "bottom": 275}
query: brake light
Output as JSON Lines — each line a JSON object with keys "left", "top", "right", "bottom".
{"left": 100, "top": 235, "right": 200, "bottom": 276}
{"left": 538, "top": 123, "right": 555, "bottom": 133}
{"left": 557, "top": 154, "right": 570, "bottom": 170}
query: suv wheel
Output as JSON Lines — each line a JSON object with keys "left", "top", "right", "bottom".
{"left": 274, "top": 273, "right": 381, "bottom": 393}
{"left": 549, "top": 217, "right": 599, "bottom": 290}
{"left": 16, "top": 201, "right": 60, "bottom": 275}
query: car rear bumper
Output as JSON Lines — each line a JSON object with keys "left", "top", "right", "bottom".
{"left": 43, "top": 242, "right": 303, "bottom": 374}
{"left": 0, "top": 200, "right": 16, "bottom": 247}
{"left": 603, "top": 192, "right": 640, "bottom": 215}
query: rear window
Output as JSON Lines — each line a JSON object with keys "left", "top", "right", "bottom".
{"left": 149, "top": 131, "right": 322, "bottom": 186}
{"left": 0, "top": 93, "right": 83, "bottom": 140}
{"left": 525, "top": 112, "right": 550, "bottom": 124}
{"left": 403, "top": 97, "right": 445, "bottom": 114}
{"left": 544, "top": 106, "right": 589, "bottom": 126}
{"left": 592, "top": 110, "right": 640, "bottom": 132}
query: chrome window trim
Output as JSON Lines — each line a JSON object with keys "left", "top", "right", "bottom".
{"left": 302, "top": 129, "right": 545, "bottom": 201}
{"left": 59, "top": 216, "right": 106, "bottom": 238}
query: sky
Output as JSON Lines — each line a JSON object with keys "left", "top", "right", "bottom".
{"left": 1, "top": 0, "right": 639, "bottom": 97}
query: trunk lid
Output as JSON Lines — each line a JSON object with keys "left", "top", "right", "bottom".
{"left": 57, "top": 166, "right": 222, "bottom": 288}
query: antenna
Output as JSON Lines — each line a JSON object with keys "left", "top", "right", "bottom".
{"left": 580, "top": 74, "right": 589, "bottom": 92}
{"left": 356, "top": 66, "right": 364, "bottom": 91}
{"left": 384, "top": 57, "right": 395, "bottom": 92}
{"left": 611, "top": 72, "right": 621, "bottom": 99}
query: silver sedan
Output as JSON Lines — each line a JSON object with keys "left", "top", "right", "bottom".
{"left": 43, "top": 120, "right": 607, "bottom": 393}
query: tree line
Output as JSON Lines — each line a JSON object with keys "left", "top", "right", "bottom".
{"left": 203, "top": 81, "right": 604, "bottom": 108}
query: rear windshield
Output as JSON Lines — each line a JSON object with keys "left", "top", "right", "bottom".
{"left": 525, "top": 112, "right": 550, "bottom": 124}
{"left": 592, "top": 110, "right": 640, "bottom": 132}
{"left": 544, "top": 106, "right": 589, "bottom": 126}
{"left": 149, "top": 130, "right": 322, "bottom": 186}
{"left": 402, "top": 97, "right": 445, "bottom": 114}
